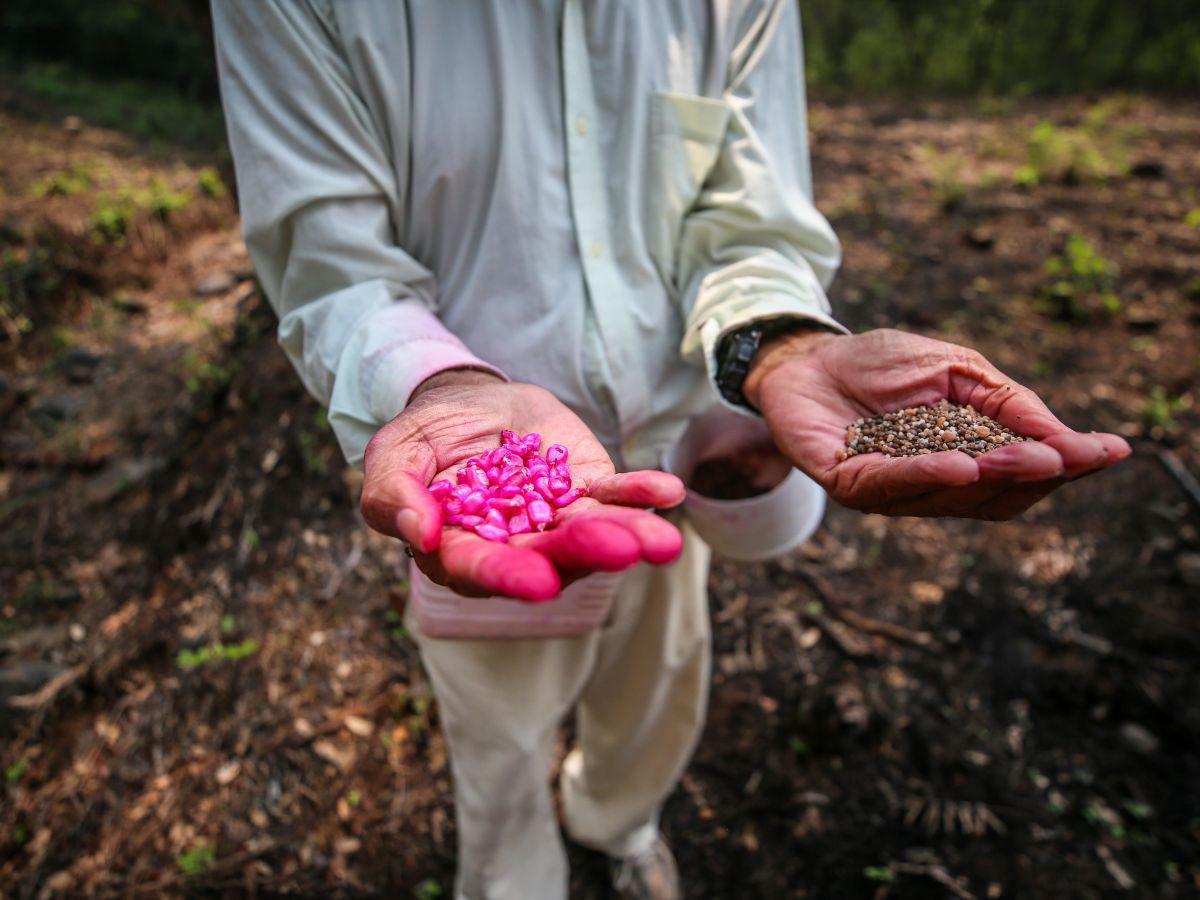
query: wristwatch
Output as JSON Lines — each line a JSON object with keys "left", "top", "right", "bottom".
{"left": 715, "top": 318, "right": 811, "bottom": 410}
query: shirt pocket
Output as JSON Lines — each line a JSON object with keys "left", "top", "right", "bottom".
{"left": 644, "top": 91, "right": 731, "bottom": 288}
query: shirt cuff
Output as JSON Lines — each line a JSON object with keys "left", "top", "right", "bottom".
{"left": 329, "top": 300, "right": 507, "bottom": 466}
{"left": 690, "top": 290, "right": 850, "bottom": 419}
{"left": 362, "top": 303, "right": 507, "bottom": 424}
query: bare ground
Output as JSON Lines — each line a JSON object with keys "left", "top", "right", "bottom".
{"left": 1, "top": 92, "right": 1198, "bottom": 898}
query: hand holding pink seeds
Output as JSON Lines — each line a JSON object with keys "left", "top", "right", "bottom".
{"left": 428, "top": 433, "right": 587, "bottom": 542}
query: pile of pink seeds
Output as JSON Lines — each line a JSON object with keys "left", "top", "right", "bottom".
{"left": 428, "top": 431, "right": 586, "bottom": 543}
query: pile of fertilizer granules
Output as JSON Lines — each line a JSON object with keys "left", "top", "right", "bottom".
{"left": 840, "top": 400, "right": 1027, "bottom": 460}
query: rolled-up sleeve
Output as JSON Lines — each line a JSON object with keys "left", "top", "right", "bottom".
{"left": 212, "top": 0, "right": 504, "bottom": 465}
{"left": 677, "top": 0, "right": 846, "bottom": 413}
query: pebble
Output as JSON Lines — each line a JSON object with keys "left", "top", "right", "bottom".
{"left": 1119, "top": 722, "right": 1159, "bottom": 755}
{"left": 194, "top": 271, "right": 236, "bottom": 296}
{"left": 841, "top": 400, "right": 1026, "bottom": 459}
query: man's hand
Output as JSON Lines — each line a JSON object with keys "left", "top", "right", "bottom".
{"left": 360, "top": 370, "right": 686, "bottom": 600}
{"left": 743, "top": 328, "right": 1130, "bottom": 519}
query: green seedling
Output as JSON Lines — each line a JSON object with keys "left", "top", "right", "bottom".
{"left": 176, "top": 842, "right": 216, "bottom": 877}
{"left": 176, "top": 639, "right": 259, "bottom": 670}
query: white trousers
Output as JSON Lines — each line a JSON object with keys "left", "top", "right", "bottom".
{"left": 408, "top": 518, "right": 712, "bottom": 900}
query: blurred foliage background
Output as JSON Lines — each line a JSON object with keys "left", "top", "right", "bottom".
{"left": 1, "top": 0, "right": 1198, "bottom": 115}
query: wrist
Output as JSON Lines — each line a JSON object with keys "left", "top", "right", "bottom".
{"left": 743, "top": 327, "right": 840, "bottom": 409}
{"left": 411, "top": 366, "right": 505, "bottom": 401}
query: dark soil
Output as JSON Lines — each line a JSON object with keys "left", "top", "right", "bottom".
{"left": 1, "top": 92, "right": 1198, "bottom": 898}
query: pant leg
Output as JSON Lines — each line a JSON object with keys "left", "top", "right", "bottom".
{"left": 409, "top": 605, "right": 600, "bottom": 900}
{"left": 560, "top": 516, "right": 712, "bottom": 857}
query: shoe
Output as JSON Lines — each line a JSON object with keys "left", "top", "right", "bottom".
{"left": 610, "top": 836, "right": 681, "bottom": 900}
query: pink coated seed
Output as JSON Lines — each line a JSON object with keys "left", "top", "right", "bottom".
{"left": 437, "top": 432, "right": 586, "bottom": 542}
{"left": 474, "top": 523, "right": 509, "bottom": 542}
{"left": 553, "top": 487, "right": 586, "bottom": 507}
{"left": 528, "top": 498, "right": 553, "bottom": 525}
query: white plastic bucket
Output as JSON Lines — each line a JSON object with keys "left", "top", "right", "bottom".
{"left": 662, "top": 407, "right": 826, "bottom": 561}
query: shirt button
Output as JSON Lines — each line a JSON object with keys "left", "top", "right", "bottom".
{"left": 589, "top": 240, "right": 605, "bottom": 258}
{"left": 575, "top": 115, "right": 589, "bottom": 136}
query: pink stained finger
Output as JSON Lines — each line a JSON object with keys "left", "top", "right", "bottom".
{"left": 436, "top": 530, "right": 561, "bottom": 601}
{"left": 521, "top": 514, "right": 643, "bottom": 572}
{"left": 587, "top": 471, "right": 686, "bottom": 509}
{"left": 571, "top": 505, "right": 683, "bottom": 565}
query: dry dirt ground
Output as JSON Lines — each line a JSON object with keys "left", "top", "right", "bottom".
{"left": 1, "top": 90, "right": 1198, "bottom": 898}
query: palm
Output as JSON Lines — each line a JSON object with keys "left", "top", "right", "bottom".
{"left": 361, "top": 378, "right": 684, "bottom": 600}
{"left": 754, "top": 330, "right": 1130, "bottom": 519}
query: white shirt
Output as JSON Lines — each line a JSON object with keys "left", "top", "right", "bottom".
{"left": 213, "top": 0, "right": 843, "bottom": 470}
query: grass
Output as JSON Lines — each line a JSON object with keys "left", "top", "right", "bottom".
{"left": 1, "top": 53, "right": 225, "bottom": 150}
{"left": 176, "top": 639, "right": 259, "bottom": 671}
{"left": 1141, "top": 386, "right": 1190, "bottom": 433}
{"left": 1038, "top": 234, "right": 1119, "bottom": 322}
{"left": 1015, "top": 113, "right": 1132, "bottom": 188}
{"left": 5, "top": 758, "right": 29, "bottom": 783}
{"left": 176, "top": 842, "right": 216, "bottom": 877}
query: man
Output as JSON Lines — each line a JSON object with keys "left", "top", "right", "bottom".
{"left": 213, "top": 2, "right": 1128, "bottom": 897}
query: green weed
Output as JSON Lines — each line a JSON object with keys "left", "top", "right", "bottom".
{"left": 176, "top": 639, "right": 259, "bottom": 671}
{"left": 32, "top": 164, "right": 93, "bottom": 197}
{"left": 1039, "top": 235, "right": 1118, "bottom": 321}
{"left": 145, "top": 177, "right": 191, "bottom": 219}
{"left": 90, "top": 194, "right": 133, "bottom": 241}
{"left": 182, "top": 352, "right": 238, "bottom": 395}
{"left": 176, "top": 842, "right": 216, "bottom": 877}
{"left": 1141, "top": 386, "right": 1190, "bottom": 433}
{"left": 863, "top": 866, "right": 895, "bottom": 883}
{"left": 414, "top": 880, "right": 444, "bottom": 900}
{"left": 5, "top": 758, "right": 29, "bottom": 783}
{"left": 1018, "top": 120, "right": 1129, "bottom": 187}
{"left": 197, "top": 167, "right": 228, "bottom": 199}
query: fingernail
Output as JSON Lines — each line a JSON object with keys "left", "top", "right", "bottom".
{"left": 397, "top": 508, "right": 420, "bottom": 544}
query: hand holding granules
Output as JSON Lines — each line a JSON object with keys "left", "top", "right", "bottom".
{"left": 840, "top": 400, "right": 1026, "bottom": 460}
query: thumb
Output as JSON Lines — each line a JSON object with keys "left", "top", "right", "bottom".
{"left": 360, "top": 424, "right": 443, "bottom": 553}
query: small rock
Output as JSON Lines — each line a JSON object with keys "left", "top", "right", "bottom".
{"left": 33, "top": 394, "right": 81, "bottom": 423}
{"left": 963, "top": 226, "right": 996, "bottom": 249}
{"left": 194, "top": 271, "right": 236, "bottom": 297}
{"left": 1119, "top": 722, "right": 1159, "bottom": 755}
{"left": 910, "top": 581, "right": 945, "bottom": 605}
{"left": 55, "top": 347, "right": 103, "bottom": 383}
